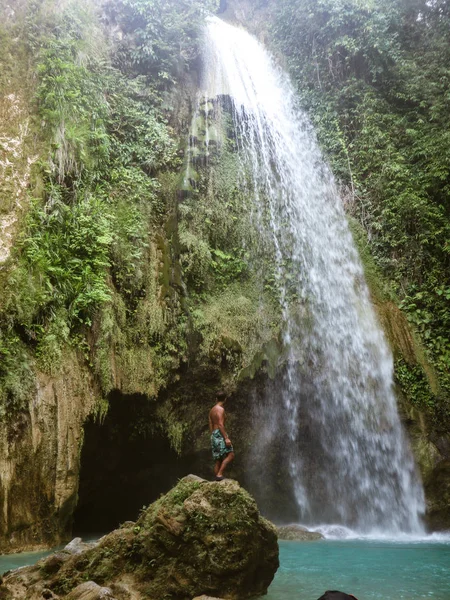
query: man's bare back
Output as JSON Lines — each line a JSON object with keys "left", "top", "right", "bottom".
{"left": 209, "top": 405, "right": 228, "bottom": 437}
{"left": 209, "top": 392, "right": 234, "bottom": 480}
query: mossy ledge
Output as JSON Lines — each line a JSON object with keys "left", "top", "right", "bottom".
{"left": 2, "top": 476, "right": 279, "bottom": 600}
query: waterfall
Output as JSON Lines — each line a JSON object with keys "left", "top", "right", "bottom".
{"left": 201, "top": 17, "right": 425, "bottom": 534}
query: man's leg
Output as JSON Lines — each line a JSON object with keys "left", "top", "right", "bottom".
{"left": 217, "top": 452, "right": 234, "bottom": 478}
{"left": 214, "top": 460, "right": 222, "bottom": 476}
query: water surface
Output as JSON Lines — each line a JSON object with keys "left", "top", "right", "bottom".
{"left": 0, "top": 548, "right": 53, "bottom": 574}
{"left": 266, "top": 539, "right": 450, "bottom": 600}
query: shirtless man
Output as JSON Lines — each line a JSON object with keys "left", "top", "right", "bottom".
{"left": 209, "top": 390, "right": 235, "bottom": 481}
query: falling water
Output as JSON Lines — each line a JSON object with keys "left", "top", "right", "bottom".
{"left": 201, "top": 17, "right": 425, "bottom": 534}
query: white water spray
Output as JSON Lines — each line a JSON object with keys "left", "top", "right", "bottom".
{"left": 201, "top": 17, "right": 425, "bottom": 534}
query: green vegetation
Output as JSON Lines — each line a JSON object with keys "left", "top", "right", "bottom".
{"left": 0, "top": 0, "right": 279, "bottom": 427}
{"left": 177, "top": 112, "right": 281, "bottom": 379}
{"left": 0, "top": 0, "right": 217, "bottom": 412}
{"left": 2, "top": 0, "right": 447, "bottom": 430}
{"left": 106, "top": 0, "right": 219, "bottom": 79}
{"left": 395, "top": 359, "right": 436, "bottom": 412}
{"left": 139, "top": 476, "right": 202, "bottom": 526}
{"left": 270, "top": 0, "right": 450, "bottom": 422}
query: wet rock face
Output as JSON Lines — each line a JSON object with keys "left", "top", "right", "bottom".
{"left": 0, "top": 354, "right": 99, "bottom": 553}
{"left": 424, "top": 460, "right": 450, "bottom": 530}
{"left": 3, "top": 476, "right": 279, "bottom": 600}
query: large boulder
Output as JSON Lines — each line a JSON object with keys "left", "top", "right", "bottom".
{"left": 2, "top": 476, "right": 278, "bottom": 600}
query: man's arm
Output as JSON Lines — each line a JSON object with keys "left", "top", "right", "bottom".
{"left": 208, "top": 413, "right": 213, "bottom": 433}
{"left": 217, "top": 410, "right": 232, "bottom": 447}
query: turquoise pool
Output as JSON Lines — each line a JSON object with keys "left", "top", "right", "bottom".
{"left": 266, "top": 538, "right": 450, "bottom": 600}
{"left": 0, "top": 548, "right": 54, "bottom": 574}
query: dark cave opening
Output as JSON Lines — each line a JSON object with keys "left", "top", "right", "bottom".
{"left": 72, "top": 376, "right": 303, "bottom": 537}
{"left": 73, "top": 391, "right": 207, "bottom": 535}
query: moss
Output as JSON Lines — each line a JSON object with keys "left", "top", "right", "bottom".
{"left": 156, "top": 233, "right": 174, "bottom": 298}
{"left": 0, "top": 333, "right": 36, "bottom": 416}
{"left": 424, "top": 461, "right": 450, "bottom": 530}
{"left": 349, "top": 217, "right": 443, "bottom": 410}
{"left": 181, "top": 164, "right": 199, "bottom": 192}
{"left": 0, "top": 0, "right": 197, "bottom": 417}
{"left": 277, "top": 525, "right": 323, "bottom": 541}
{"left": 155, "top": 402, "right": 188, "bottom": 455}
{"left": 4, "top": 477, "right": 278, "bottom": 597}
{"left": 395, "top": 358, "right": 440, "bottom": 415}
{"left": 348, "top": 217, "right": 392, "bottom": 304}
{"left": 238, "top": 336, "right": 281, "bottom": 381}
{"left": 190, "top": 282, "right": 280, "bottom": 374}
{"left": 139, "top": 478, "right": 203, "bottom": 528}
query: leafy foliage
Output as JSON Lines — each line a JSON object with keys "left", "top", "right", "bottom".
{"left": 106, "top": 0, "right": 219, "bottom": 80}
{"left": 0, "top": 0, "right": 213, "bottom": 411}
{"left": 21, "top": 193, "right": 113, "bottom": 325}
{"left": 36, "top": 35, "right": 109, "bottom": 183}
{"left": 0, "top": 331, "right": 35, "bottom": 415}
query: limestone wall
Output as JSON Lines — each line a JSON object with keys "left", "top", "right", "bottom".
{"left": 0, "top": 352, "right": 98, "bottom": 552}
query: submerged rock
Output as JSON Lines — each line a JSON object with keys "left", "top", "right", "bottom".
{"left": 317, "top": 592, "right": 359, "bottom": 600}
{"left": 2, "top": 476, "right": 278, "bottom": 600}
{"left": 277, "top": 524, "right": 324, "bottom": 541}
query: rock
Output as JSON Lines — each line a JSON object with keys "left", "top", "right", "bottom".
{"left": 3, "top": 477, "right": 279, "bottom": 600}
{"left": 277, "top": 524, "right": 324, "bottom": 541}
{"left": 193, "top": 596, "right": 226, "bottom": 600}
{"left": 64, "top": 538, "right": 94, "bottom": 555}
{"left": 424, "top": 460, "right": 450, "bottom": 530}
{"left": 40, "top": 552, "right": 71, "bottom": 575}
{"left": 65, "top": 582, "right": 116, "bottom": 600}
{"left": 0, "top": 354, "right": 100, "bottom": 554}
{"left": 183, "top": 473, "right": 207, "bottom": 484}
{"left": 317, "top": 592, "right": 359, "bottom": 600}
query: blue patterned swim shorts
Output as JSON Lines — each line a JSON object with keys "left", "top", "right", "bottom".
{"left": 211, "top": 428, "right": 234, "bottom": 461}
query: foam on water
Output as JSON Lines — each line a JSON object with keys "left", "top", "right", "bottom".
{"left": 202, "top": 17, "right": 425, "bottom": 535}
{"left": 303, "top": 523, "right": 450, "bottom": 542}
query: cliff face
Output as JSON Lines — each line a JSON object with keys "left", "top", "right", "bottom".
{"left": 0, "top": 3, "right": 33, "bottom": 266}
{"left": 0, "top": 352, "right": 98, "bottom": 552}
{"left": 0, "top": 0, "right": 449, "bottom": 552}
{"left": 0, "top": 0, "right": 283, "bottom": 550}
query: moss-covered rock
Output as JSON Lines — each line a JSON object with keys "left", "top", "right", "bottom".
{"left": 3, "top": 476, "right": 279, "bottom": 600}
{"left": 277, "top": 525, "right": 323, "bottom": 541}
